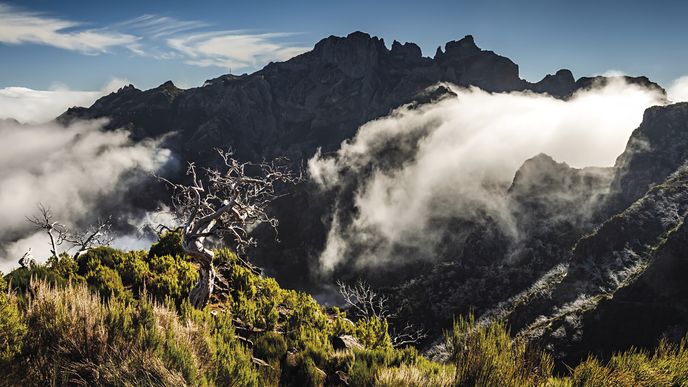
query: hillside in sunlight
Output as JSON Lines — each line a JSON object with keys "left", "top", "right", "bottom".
{"left": 3, "top": 232, "right": 688, "bottom": 386}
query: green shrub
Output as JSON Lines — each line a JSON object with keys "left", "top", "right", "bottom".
{"left": 254, "top": 331, "right": 288, "bottom": 362}
{"left": 374, "top": 364, "right": 454, "bottom": 387}
{"left": 447, "top": 314, "right": 553, "bottom": 386}
{"left": 148, "top": 231, "right": 185, "bottom": 259}
{"left": 3, "top": 242, "right": 687, "bottom": 386}
{"left": 294, "top": 357, "right": 326, "bottom": 387}
{"left": 354, "top": 316, "right": 392, "bottom": 350}
{"left": 0, "top": 277, "right": 26, "bottom": 363}
{"left": 85, "top": 264, "right": 127, "bottom": 299}
{"left": 147, "top": 254, "right": 197, "bottom": 302}
{"left": 568, "top": 338, "right": 688, "bottom": 386}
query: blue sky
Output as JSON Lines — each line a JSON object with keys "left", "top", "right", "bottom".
{"left": 1, "top": 0, "right": 687, "bottom": 91}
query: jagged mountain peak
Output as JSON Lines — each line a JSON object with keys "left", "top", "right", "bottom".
{"left": 439, "top": 34, "right": 480, "bottom": 59}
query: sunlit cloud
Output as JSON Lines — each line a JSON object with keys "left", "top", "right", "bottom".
{"left": 0, "top": 118, "right": 171, "bottom": 273}
{"left": 309, "top": 79, "right": 667, "bottom": 271}
{"left": 0, "top": 79, "right": 131, "bottom": 123}
{"left": 668, "top": 76, "right": 688, "bottom": 102}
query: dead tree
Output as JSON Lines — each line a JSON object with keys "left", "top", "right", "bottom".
{"left": 18, "top": 248, "right": 34, "bottom": 268}
{"left": 337, "top": 280, "right": 395, "bottom": 320}
{"left": 159, "top": 149, "right": 301, "bottom": 309}
{"left": 390, "top": 322, "right": 428, "bottom": 348}
{"left": 27, "top": 204, "right": 113, "bottom": 261}
{"left": 65, "top": 217, "right": 114, "bottom": 259}
{"left": 27, "top": 204, "right": 67, "bottom": 260}
{"left": 337, "top": 280, "right": 427, "bottom": 347}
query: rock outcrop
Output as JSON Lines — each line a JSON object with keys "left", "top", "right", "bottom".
{"left": 608, "top": 102, "right": 688, "bottom": 212}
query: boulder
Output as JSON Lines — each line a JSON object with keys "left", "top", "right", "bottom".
{"left": 331, "top": 335, "right": 364, "bottom": 350}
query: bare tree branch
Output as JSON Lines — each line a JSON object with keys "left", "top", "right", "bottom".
{"left": 64, "top": 217, "right": 114, "bottom": 259}
{"left": 18, "top": 248, "right": 33, "bottom": 268}
{"left": 26, "top": 203, "right": 67, "bottom": 260}
{"left": 27, "top": 204, "right": 114, "bottom": 261}
{"left": 391, "top": 322, "right": 428, "bottom": 348}
{"left": 337, "top": 280, "right": 427, "bottom": 348}
{"left": 153, "top": 224, "right": 182, "bottom": 238}
{"left": 337, "top": 280, "right": 395, "bottom": 320}
{"left": 159, "top": 149, "right": 301, "bottom": 309}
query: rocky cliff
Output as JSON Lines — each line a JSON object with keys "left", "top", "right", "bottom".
{"left": 59, "top": 31, "right": 662, "bottom": 165}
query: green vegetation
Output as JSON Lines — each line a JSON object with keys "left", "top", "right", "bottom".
{"left": 1, "top": 232, "right": 687, "bottom": 386}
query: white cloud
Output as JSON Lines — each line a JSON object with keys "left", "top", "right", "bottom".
{"left": 118, "top": 14, "right": 209, "bottom": 39}
{"left": 0, "top": 3, "right": 308, "bottom": 71}
{"left": 0, "top": 118, "right": 171, "bottom": 272}
{"left": 0, "top": 78, "right": 130, "bottom": 123}
{"left": 167, "top": 31, "right": 309, "bottom": 70}
{"left": 668, "top": 76, "right": 688, "bottom": 102}
{"left": 601, "top": 69, "right": 627, "bottom": 77}
{"left": 2, "top": 231, "right": 48, "bottom": 273}
{"left": 0, "top": 4, "right": 139, "bottom": 54}
{"left": 309, "top": 79, "right": 667, "bottom": 271}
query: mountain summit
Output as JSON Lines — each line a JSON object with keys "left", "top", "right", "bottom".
{"left": 59, "top": 31, "right": 663, "bottom": 164}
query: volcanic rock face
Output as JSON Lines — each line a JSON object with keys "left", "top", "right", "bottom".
{"left": 507, "top": 165, "right": 688, "bottom": 363}
{"left": 404, "top": 101, "right": 688, "bottom": 360}
{"left": 63, "top": 32, "right": 522, "bottom": 163}
{"left": 63, "top": 81, "right": 183, "bottom": 139}
{"left": 530, "top": 69, "right": 576, "bottom": 98}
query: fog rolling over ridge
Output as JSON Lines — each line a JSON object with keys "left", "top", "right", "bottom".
{"left": 309, "top": 79, "right": 668, "bottom": 272}
{"left": 0, "top": 118, "right": 171, "bottom": 273}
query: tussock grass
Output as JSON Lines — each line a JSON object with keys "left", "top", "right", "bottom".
{"left": 375, "top": 364, "right": 454, "bottom": 386}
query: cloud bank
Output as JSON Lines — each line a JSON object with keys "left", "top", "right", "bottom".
{"left": 0, "top": 119, "right": 171, "bottom": 273}
{"left": 0, "top": 79, "right": 130, "bottom": 124}
{"left": 309, "top": 79, "right": 667, "bottom": 272}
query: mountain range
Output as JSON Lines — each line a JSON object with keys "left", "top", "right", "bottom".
{"left": 55, "top": 31, "right": 688, "bottom": 366}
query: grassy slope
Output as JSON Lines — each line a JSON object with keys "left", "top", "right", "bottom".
{"left": 1, "top": 233, "right": 687, "bottom": 386}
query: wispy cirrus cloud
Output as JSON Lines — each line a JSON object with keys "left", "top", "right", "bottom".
{"left": 117, "top": 14, "right": 209, "bottom": 39}
{"left": 0, "top": 3, "right": 139, "bottom": 54}
{"left": 0, "top": 2, "right": 310, "bottom": 72}
{"left": 166, "top": 31, "right": 309, "bottom": 70}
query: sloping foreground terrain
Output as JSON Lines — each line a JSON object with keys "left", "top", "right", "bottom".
{"left": 3, "top": 234, "right": 688, "bottom": 386}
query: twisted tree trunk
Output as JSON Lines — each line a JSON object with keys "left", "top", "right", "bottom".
{"left": 185, "top": 236, "right": 216, "bottom": 309}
